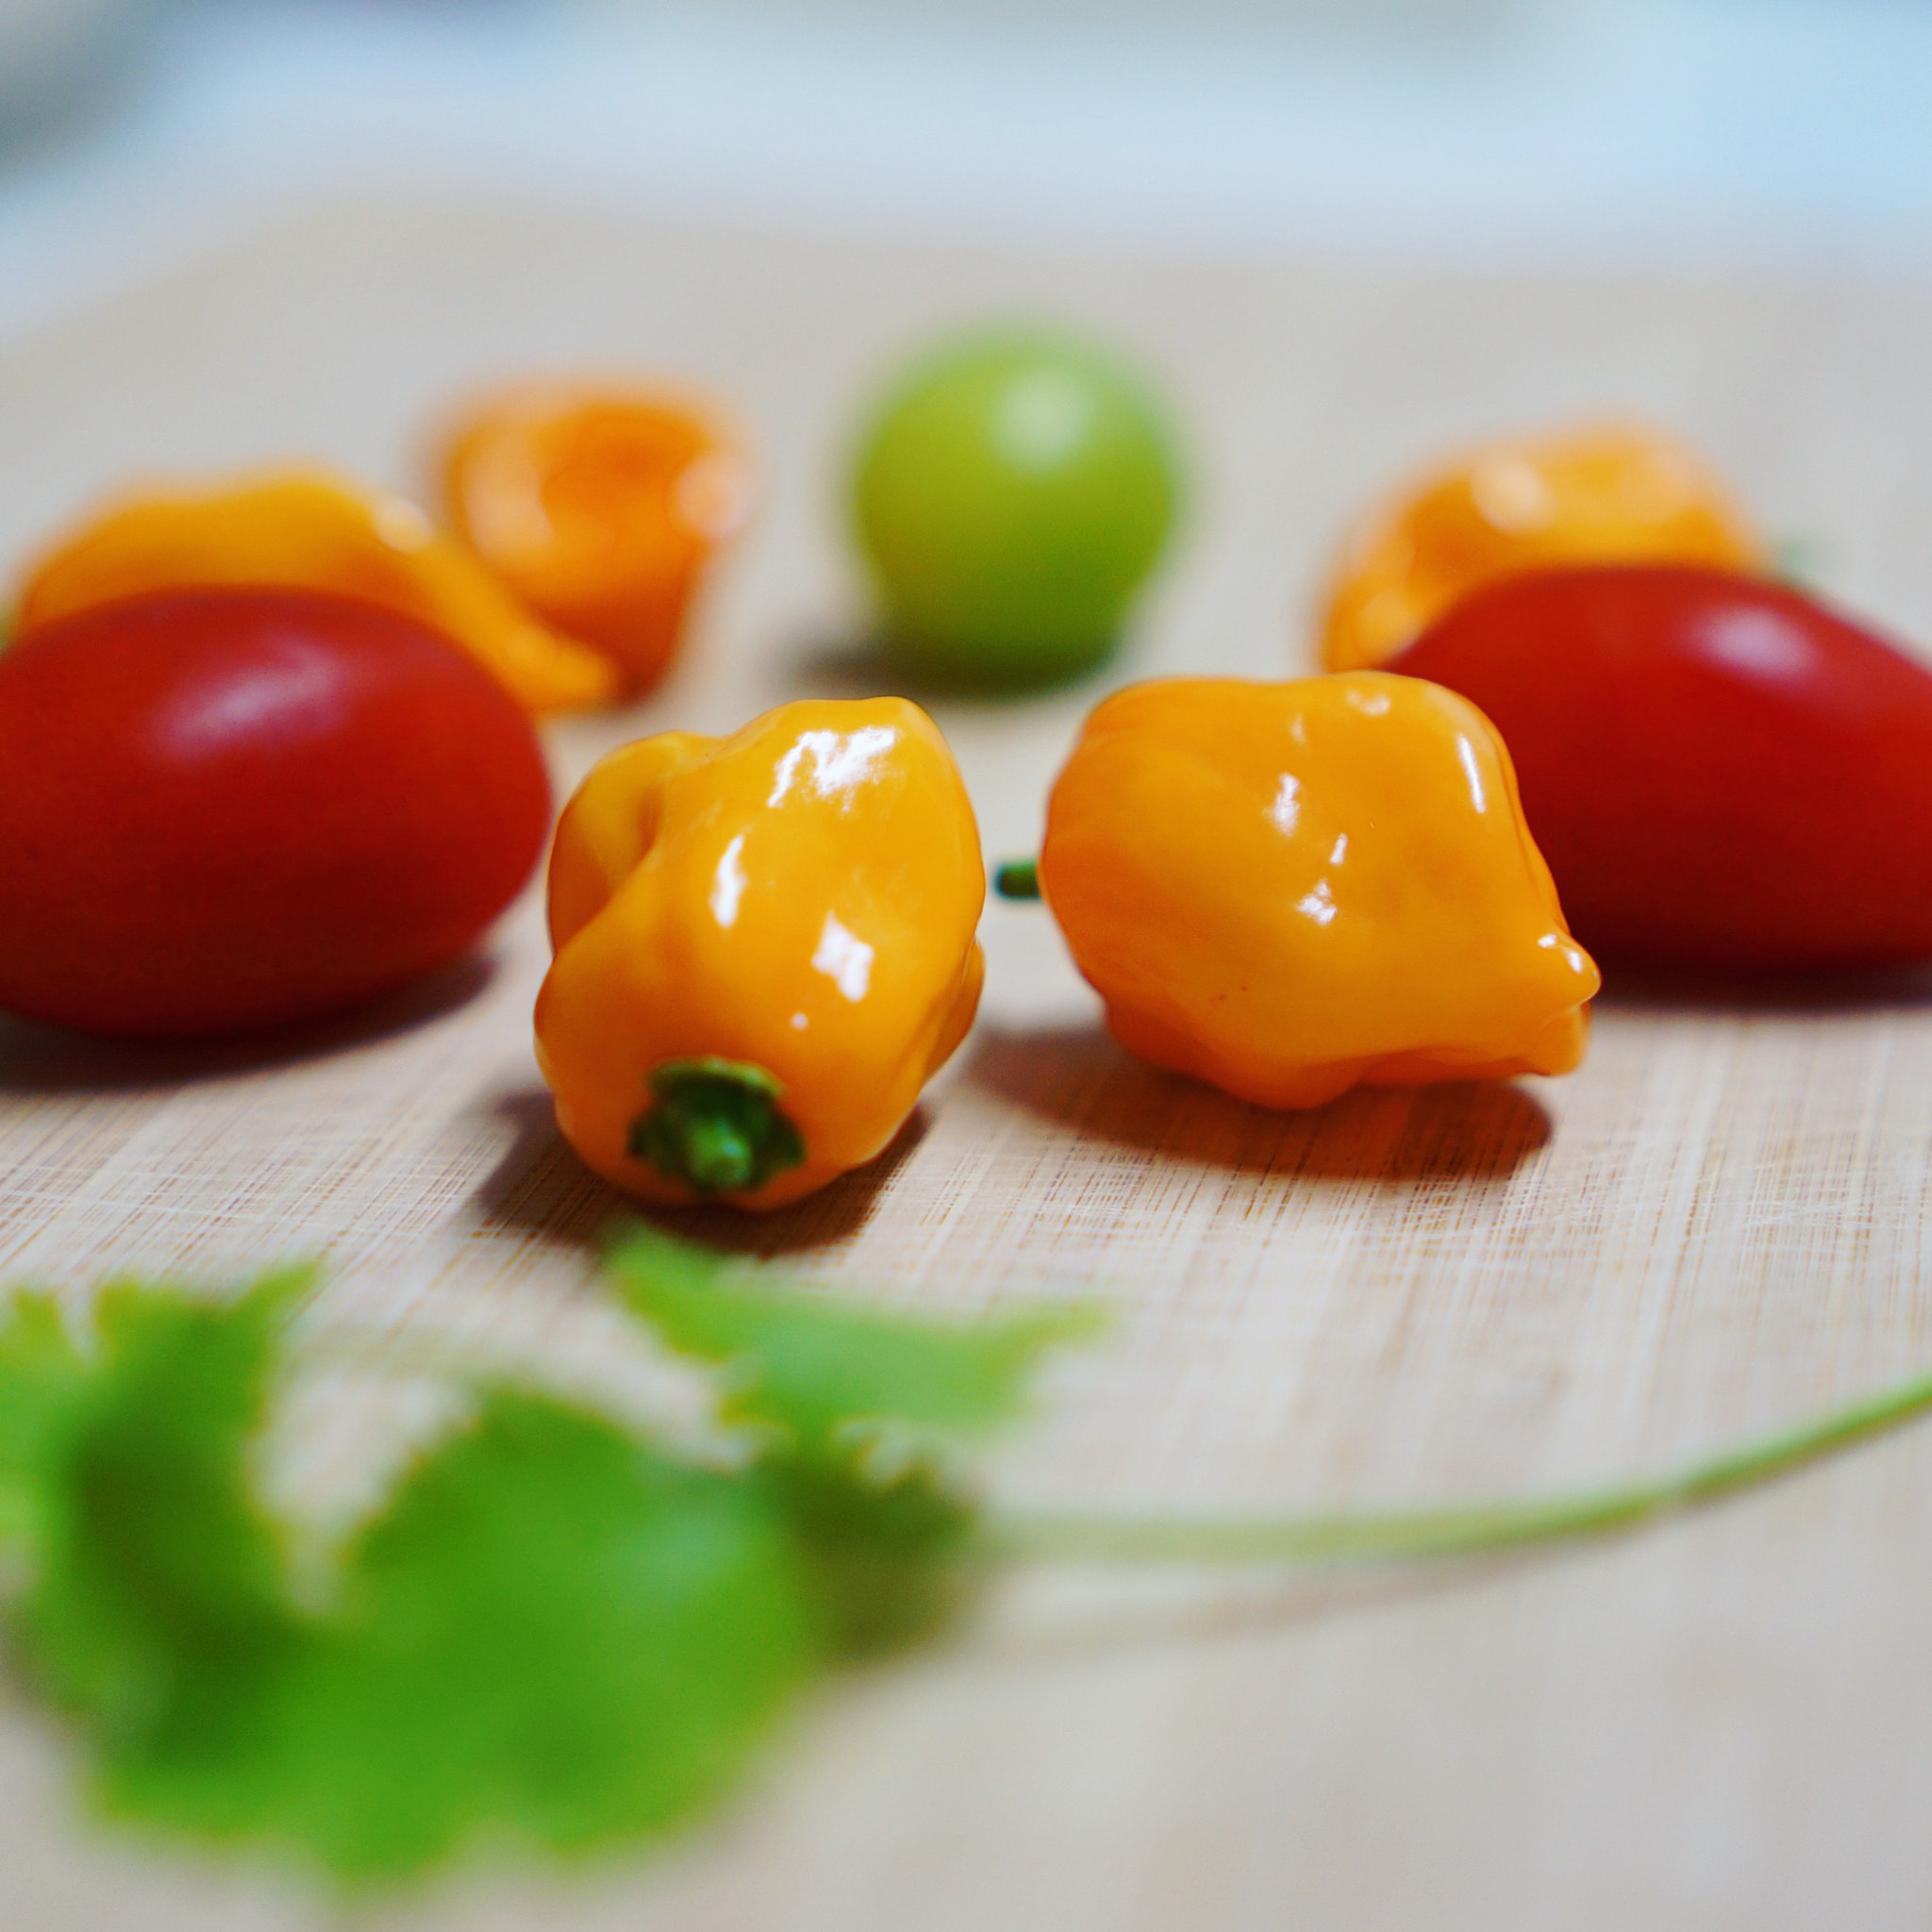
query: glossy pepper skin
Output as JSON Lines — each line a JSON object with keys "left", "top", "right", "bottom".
{"left": 441, "top": 384, "right": 751, "bottom": 696}
{"left": 1040, "top": 674, "right": 1600, "bottom": 1109}
{"left": 1320, "top": 424, "right": 1760, "bottom": 673}
{"left": 536, "top": 697, "right": 985, "bottom": 1210}
{"left": 14, "top": 469, "right": 619, "bottom": 714}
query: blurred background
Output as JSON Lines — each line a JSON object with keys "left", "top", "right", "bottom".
{"left": 2, "top": 0, "right": 1931, "bottom": 341}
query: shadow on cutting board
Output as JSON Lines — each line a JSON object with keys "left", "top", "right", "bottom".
{"left": 0, "top": 954, "right": 496, "bottom": 1094}
{"left": 473, "top": 1088, "right": 926, "bottom": 1258}
{"left": 1595, "top": 958, "right": 1932, "bottom": 1015}
{"left": 968, "top": 1557, "right": 1505, "bottom": 1670}
{"left": 967, "top": 1024, "right": 1552, "bottom": 1183}
{"left": 967, "top": 1537, "right": 1625, "bottom": 1672}
{"left": 784, "top": 624, "right": 1142, "bottom": 706}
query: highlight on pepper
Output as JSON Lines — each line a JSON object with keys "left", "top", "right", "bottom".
{"left": 13, "top": 466, "right": 619, "bottom": 714}
{"left": 1318, "top": 422, "right": 1762, "bottom": 673}
{"left": 1039, "top": 671, "right": 1601, "bottom": 1110}
{"left": 441, "top": 382, "right": 753, "bottom": 697}
{"left": 535, "top": 696, "right": 986, "bottom": 1210}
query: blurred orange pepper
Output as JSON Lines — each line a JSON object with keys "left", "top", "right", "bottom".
{"left": 1320, "top": 423, "right": 1761, "bottom": 673}
{"left": 13, "top": 469, "right": 619, "bottom": 715}
{"left": 1041, "top": 672, "right": 1600, "bottom": 1109}
{"left": 441, "top": 384, "right": 751, "bottom": 696}
{"left": 537, "top": 697, "right": 984, "bottom": 1210}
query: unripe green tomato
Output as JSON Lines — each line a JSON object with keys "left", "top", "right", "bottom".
{"left": 850, "top": 330, "right": 1182, "bottom": 688}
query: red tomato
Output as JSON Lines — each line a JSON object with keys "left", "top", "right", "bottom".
{"left": 1388, "top": 565, "right": 1932, "bottom": 972}
{"left": 0, "top": 587, "right": 552, "bottom": 1036}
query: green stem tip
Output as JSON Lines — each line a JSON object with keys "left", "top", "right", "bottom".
{"left": 994, "top": 1359, "right": 1932, "bottom": 1568}
{"left": 993, "top": 858, "right": 1041, "bottom": 901}
{"left": 629, "top": 1058, "right": 807, "bottom": 1196}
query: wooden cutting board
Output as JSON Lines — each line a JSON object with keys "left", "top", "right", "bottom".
{"left": 6, "top": 195, "right": 1932, "bottom": 1932}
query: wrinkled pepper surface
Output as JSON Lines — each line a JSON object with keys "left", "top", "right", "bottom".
{"left": 14, "top": 469, "right": 619, "bottom": 714}
{"left": 442, "top": 384, "right": 750, "bottom": 695}
{"left": 1040, "top": 673, "right": 1600, "bottom": 1109}
{"left": 537, "top": 697, "right": 985, "bottom": 1209}
{"left": 1320, "top": 423, "right": 1761, "bottom": 673}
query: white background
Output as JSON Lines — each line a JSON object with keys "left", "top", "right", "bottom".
{"left": 1, "top": 0, "right": 1931, "bottom": 341}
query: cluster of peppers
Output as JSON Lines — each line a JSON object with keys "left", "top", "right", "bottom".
{"left": 15, "top": 382, "right": 751, "bottom": 712}
{"left": 540, "top": 416, "right": 1932, "bottom": 1210}
{"left": 540, "top": 423, "right": 1760, "bottom": 1210}
{"left": 15, "top": 388, "right": 1932, "bottom": 1212}
{"left": 536, "top": 670, "right": 1601, "bottom": 1208}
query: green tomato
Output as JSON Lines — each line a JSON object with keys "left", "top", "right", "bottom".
{"left": 851, "top": 329, "right": 1182, "bottom": 688}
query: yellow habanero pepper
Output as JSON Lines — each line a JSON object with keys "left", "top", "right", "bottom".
{"left": 536, "top": 697, "right": 985, "bottom": 1209}
{"left": 1040, "top": 673, "right": 1600, "bottom": 1109}
{"left": 13, "top": 469, "right": 619, "bottom": 715}
{"left": 1320, "top": 423, "right": 1761, "bottom": 673}
{"left": 441, "top": 383, "right": 751, "bottom": 697}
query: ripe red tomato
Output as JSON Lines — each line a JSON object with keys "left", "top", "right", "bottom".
{"left": 1388, "top": 565, "right": 1932, "bottom": 972}
{"left": 0, "top": 587, "right": 552, "bottom": 1036}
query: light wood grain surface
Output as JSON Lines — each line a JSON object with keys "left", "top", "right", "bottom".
{"left": 7, "top": 196, "right": 1932, "bottom": 1931}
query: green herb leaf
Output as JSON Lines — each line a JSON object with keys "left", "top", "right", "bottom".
{"left": 21, "top": 1241, "right": 1932, "bottom": 1898}
{"left": 260, "top": 1392, "right": 819, "bottom": 1882}
{"left": 0, "top": 1243, "right": 1093, "bottom": 1889}
{"left": 607, "top": 1225, "right": 1101, "bottom": 1449}
{"left": 0, "top": 1291, "right": 90, "bottom": 1560}
{"left": 15, "top": 1272, "right": 311, "bottom": 1767}
{"left": 751, "top": 1444, "right": 979, "bottom": 1658}
{"left": 0, "top": 1268, "right": 833, "bottom": 1887}
{"left": 606, "top": 1227, "right": 1099, "bottom": 1657}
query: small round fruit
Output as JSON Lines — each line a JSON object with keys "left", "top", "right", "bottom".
{"left": 851, "top": 329, "right": 1181, "bottom": 688}
{"left": 0, "top": 587, "right": 552, "bottom": 1036}
{"left": 1388, "top": 564, "right": 1932, "bottom": 973}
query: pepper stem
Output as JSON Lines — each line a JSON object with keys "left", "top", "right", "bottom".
{"left": 629, "top": 1059, "right": 807, "bottom": 1197}
{"left": 992, "top": 858, "right": 1041, "bottom": 901}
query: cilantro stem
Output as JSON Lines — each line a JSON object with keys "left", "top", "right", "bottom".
{"left": 992, "top": 1362, "right": 1932, "bottom": 1566}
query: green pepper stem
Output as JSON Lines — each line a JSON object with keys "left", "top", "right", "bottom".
{"left": 992, "top": 859, "right": 1041, "bottom": 901}
{"left": 990, "top": 1362, "right": 1932, "bottom": 1566}
{"left": 629, "top": 1059, "right": 807, "bottom": 1197}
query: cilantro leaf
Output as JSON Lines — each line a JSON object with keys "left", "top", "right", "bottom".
{"left": 751, "top": 1444, "right": 979, "bottom": 1657}
{"left": 606, "top": 1226, "right": 1101, "bottom": 1449}
{"left": 262, "top": 1392, "right": 819, "bottom": 1882}
{"left": 0, "top": 1241, "right": 1096, "bottom": 1890}
{"left": 606, "top": 1228, "right": 1100, "bottom": 1657}
{"left": 0, "top": 1291, "right": 89, "bottom": 1560}
{"left": 2, "top": 1273, "right": 822, "bottom": 1888}
{"left": 14, "top": 1272, "right": 311, "bottom": 1780}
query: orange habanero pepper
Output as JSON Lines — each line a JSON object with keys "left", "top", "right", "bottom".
{"left": 536, "top": 697, "right": 984, "bottom": 1209}
{"left": 1040, "top": 673, "right": 1600, "bottom": 1109}
{"left": 1320, "top": 423, "right": 1761, "bottom": 673}
{"left": 441, "top": 384, "right": 751, "bottom": 696}
{"left": 14, "top": 469, "right": 619, "bottom": 715}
